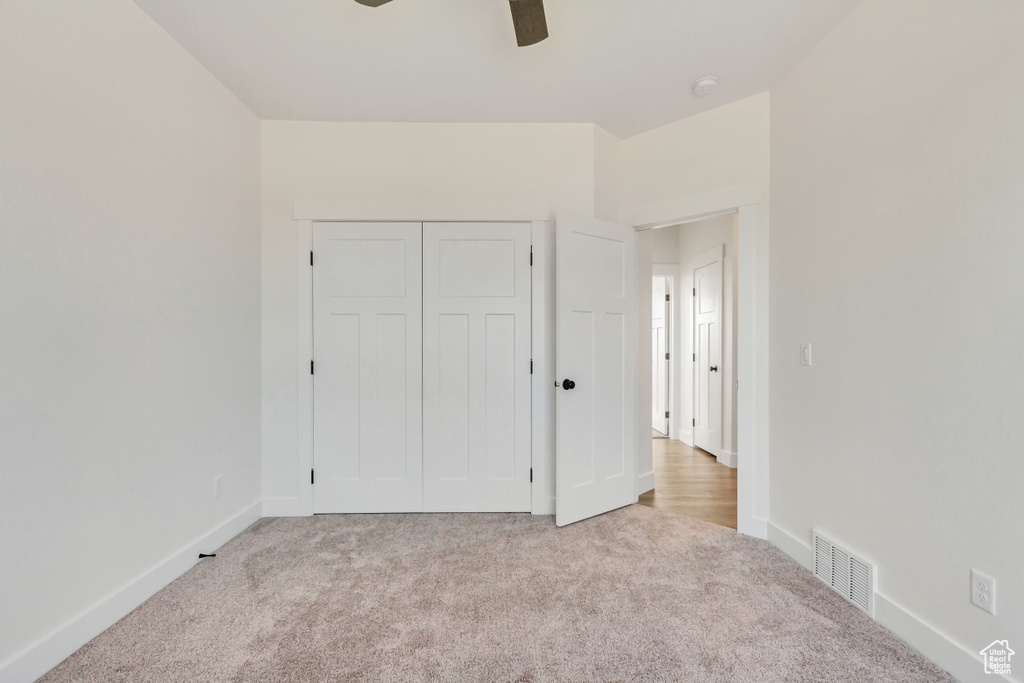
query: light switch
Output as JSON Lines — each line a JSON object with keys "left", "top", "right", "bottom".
{"left": 800, "top": 343, "right": 812, "bottom": 366}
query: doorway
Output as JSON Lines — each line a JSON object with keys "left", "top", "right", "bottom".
{"left": 637, "top": 215, "right": 738, "bottom": 528}
{"left": 638, "top": 439, "right": 737, "bottom": 528}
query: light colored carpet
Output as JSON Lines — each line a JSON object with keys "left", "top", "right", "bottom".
{"left": 42, "top": 506, "right": 953, "bottom": 682}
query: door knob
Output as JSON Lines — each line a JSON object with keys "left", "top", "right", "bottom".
{"left": 561, "top": 379, "right": 576, "bottom": 390}
{"left": 709, "top": 365, "right": 718, "bottom": 372}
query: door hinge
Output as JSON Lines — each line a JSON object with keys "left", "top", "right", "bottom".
{"left": 310, "top": 360, "right": 314, "bottom": 375}
{"left": 530, "top": 359, "right": 534, "bottom": 374}
{"left": 310, "top": 251, "right": 313, "bottom": 266}
{"left": 693, "top": 287, "right": 696, "bottom": 296}
{"left": 693, "top": 353, "right": 696, "bottom": 361}
{"left": 693, "top": 418, "right": 696, "bottom": 427}
{"left": 311, "top": 469, "right": 315, "bottom": 485}
{"left": 665, "top": 411, "right": 669, "bottom": 419}
{"left": 529, "top": 246, "right": 533, "bottom": 266}
{"left": 665, "top": 293, "right": 670, "bottom": 301}
{"left": 665, "top": 352, "right": 670, "bottom": 360}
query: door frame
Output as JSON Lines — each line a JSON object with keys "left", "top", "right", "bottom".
{"left": 282, "top": 201, "right": 552, "bottom": 518}
{"left": 623, "top": 199, "right": 768, "bottom": 539}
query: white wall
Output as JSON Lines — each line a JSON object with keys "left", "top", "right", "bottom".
{"left": 615, "top": 94, "right": 770, "bottom": 529}
{"left": 0, "top": 1, "right": 262, "bottom": 678}
{"left": 618, "top": 93, "right": 770, "bottom": 214}
{"left": 263, "top": 105, "right": 771, "bottom": 522}
{"left": 261, "top": 121, "right": 598, "bottom": 513}
{"left": 651, "top": 227, "right": 679, "bottom": 264}
{"left": 594, "top": 126, "right": 622, "bottom": 223}
{"left": 769, "top": 0, "right": 1024, "bottom": 677}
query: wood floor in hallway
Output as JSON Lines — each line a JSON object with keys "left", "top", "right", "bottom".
{"left": 638, "top": 438, "right": 738, "bottom": 529}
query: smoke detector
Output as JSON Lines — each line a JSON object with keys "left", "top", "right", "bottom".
{"left": 692, "top": 76, "right": 718, "bottom": 97}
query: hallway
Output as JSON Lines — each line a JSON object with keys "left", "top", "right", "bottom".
{"left": 638, "top": 438, "right": 738, "bottom": 529}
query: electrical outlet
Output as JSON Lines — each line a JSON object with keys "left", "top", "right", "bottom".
{"left": 971, "top": 569, "right": 996, "bottom": 615}
{"left": 214, "top": 475, "right": 223, "bottom": 499}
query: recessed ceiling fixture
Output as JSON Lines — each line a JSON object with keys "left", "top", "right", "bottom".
{"left": 353, "top": 0, "right": 549, "bottom": 47}
{"left": 692, "top": 76, "right": 718, "bottom": 97}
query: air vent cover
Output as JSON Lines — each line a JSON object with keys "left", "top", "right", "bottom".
{"left": 812, "top": 530, "right": 876, "bottom": 617}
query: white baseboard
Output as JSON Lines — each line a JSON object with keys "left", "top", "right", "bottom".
{"left": 531, "top": 495, "right": 555, "bottom": 516}
{"left": 261, "top": 497, "right": 313, "bottom": 517}
{"left": 737, "top": 515, "right": 768, "bottom": 539}
{"left": 0, "top": 501, "right": 262, "bottom": 683}
{"left": 765, "top": 521, "right": 1015, "bottom": 683}
{"left": 638, "top": 471, "right": 655, "bottom": 495}
{"left": 875, "top": 594, "right": 1015, "bottom": 683}
{"left": 767, "top": 521, "right": 813, "bottom": 570}
{"left": 717, "top": 450, "right": 737, "bottom": 468}
{"left": 265, "top": 494, "right": 561, "bottom": 517}
{"left": 679, "top": 430, "right": 693, "bottom": 446}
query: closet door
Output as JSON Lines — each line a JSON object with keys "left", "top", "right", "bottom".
{"left": 422, "top": 223, "right": 532, "bottom": 512}
{"left": 312, "top": 222, "right": 422, "bottom": 512}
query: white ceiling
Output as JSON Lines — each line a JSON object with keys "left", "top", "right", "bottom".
{"left": 132, "top": 0, "right": 861, "bottom": 139}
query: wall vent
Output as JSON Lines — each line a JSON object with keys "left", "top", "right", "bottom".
{"left": 812, "top": 530, "right": 876, "bottom": 617}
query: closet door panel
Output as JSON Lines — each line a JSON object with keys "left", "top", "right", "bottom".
{"left": 423, "top": 223, "right": 532, "bottom": 512}
{"left": 312, "top": 222, "right": 422, "bottom": 513}
{"left": 437, "top": 313, "right": 471, "bottom": 481}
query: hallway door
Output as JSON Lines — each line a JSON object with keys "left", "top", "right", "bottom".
{"left": 652, "top": 277, "right": 669, "bottom": 435}
{"left": 693, "top": 250, "right": 722, "bottom": 456}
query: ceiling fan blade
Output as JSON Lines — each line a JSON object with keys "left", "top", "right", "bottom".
{"left": 354, "top": 0, "right": 393, "bottom": 6}
{"left": 508, "top": 0, "right": 548, "bottom": 47}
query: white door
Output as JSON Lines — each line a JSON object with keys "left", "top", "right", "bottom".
{"left": 652, "top": 277, "right": 668, "bottom": 435}
{"left": 693, "top": 252, "right": 722, "bottom": 456}
{"left": 555, "top": 213, "right": 637, "bottom": 527}
{"left": 422, "top": 222, "right": 532, "bottom": 512}
{"left": 312, "top": 222, "right": 423, "bottom": 512}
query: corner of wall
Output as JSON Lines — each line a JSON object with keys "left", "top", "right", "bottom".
{"left": 593, "top": 124, "right": 623, "bottom": 223}
{"left": 0, "top": 502, "right": 262, "bottom": 683}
